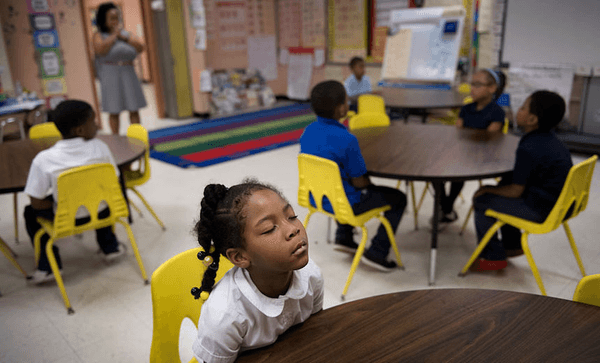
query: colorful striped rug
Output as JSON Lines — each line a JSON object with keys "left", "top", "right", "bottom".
{"left": 149, "top": 104, "right": 316, "bottom": 168}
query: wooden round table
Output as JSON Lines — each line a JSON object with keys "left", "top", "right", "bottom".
{"left": 380, "top": 87, "right": 465, "bottom": 123}
{"left": 0, "top": 134, "right": 146, "bottom": 194}
{"left": 237, "top": 289, "right": 600, "bottom": 363}
{"left": 352, "top": 123, "right": 520, "bottom": 284}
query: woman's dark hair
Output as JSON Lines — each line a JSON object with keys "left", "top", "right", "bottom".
{"left": 529, "top": 90, "right": 566, "bottom": 131}
{"left": 193, "top": 179, "right": 284, "bottom": 299}
{"left": 481, "top": 69, "right": 506, "bottom": 99}
{"left": 96, "top": 2, "right": 117, "bottom": 33}
{"left": 52, "top": 100, "right": 95, "bottom": 137}
{"left": 310, "top": 80, "right": 347, "bottom": 119}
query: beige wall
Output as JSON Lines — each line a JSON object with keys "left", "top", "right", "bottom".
{"left": 0, "top": 16, "right": 14, "bottom": 94}
{"left": 0, "top": 0, "right": 96, "bottom": 115}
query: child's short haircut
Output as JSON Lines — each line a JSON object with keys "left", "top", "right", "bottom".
{"left": 52, "top": 100, "right": 95, "bottom": 137}
{"left": 349, "top": 57, "right": 364, "bottom": 68}
{"left": 310, "top": 80, "right": 346, "bottom": 119}
{"left": 529, "top": 90, "right": 566, "bottom": 132}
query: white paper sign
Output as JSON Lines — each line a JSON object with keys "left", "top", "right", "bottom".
{"left": 36, "top": 32, "right": 56, "bottom": 47}
{"left": 279, "top": 48, "right": 289, "bottom": 65}
{"left": 247, "top": 35, "right": 278, "bottom": 81}
{"left": 41, "top": 51, "right": 60, "bottom": 76}
{"left": 506, "top": 64, "right": 575, "bottom": 123}
{"left": 287, "top": 53, "right": 313, "bottom": 100}
{"left": 195, "top": 29, "right": 206, "bottom": 50}
{"left": 200, "top": 70, "right": 212, "bottom": 92}
{"left": 33, "top": 15, "right": 54, "bottom": 30}
{"left": 192, "top": 9, "right": 206, "bottom": 28}
{"left": 31, "top": 0, "right": 49, "bottom": 12}
{"left": 313, "top": 49, "right": 325, "bottom": 67}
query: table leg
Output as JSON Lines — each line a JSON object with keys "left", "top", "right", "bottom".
{"left": 429, "top": 181, "right": 443, "bottom": 286}
{"left": 118, "top": 168, "right": 133, "bottom": 224}
{"left": 421, "top": 110, "right": 428, "bottom": 124}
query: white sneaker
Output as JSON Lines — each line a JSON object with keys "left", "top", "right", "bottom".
{"left": 29, "top": 269, "right": 61, "bottom": 285}
{"left": 103, "top": 243, "right": 127, "bottom": 263}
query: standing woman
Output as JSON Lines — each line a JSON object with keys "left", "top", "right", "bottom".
{"left": 93, "top": 2, "right": 147, "bottom": 134}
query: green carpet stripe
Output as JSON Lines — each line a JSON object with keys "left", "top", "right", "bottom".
{"left": 155, "top": 114, "right": 315, "bottom": 155}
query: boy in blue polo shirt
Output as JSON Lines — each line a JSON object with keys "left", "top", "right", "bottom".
{"left": 344, "top": 57, "right": 372, "bottom": 112}
{"left": 300, "top": 80, "right": 407, "bottom": 271}
{"left": 470, "top": 91, "right": 572, "bottom": 271}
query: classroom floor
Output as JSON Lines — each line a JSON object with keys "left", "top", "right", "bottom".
{"left": 1, "top": 84, "right": 599, "bottom": 362}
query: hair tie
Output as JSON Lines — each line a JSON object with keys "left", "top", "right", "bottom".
{"left": 484, "top": 68, "right": 500, "bottom": 86}
{"left": 191, "top": 287, "right": 211, "bottom": 301}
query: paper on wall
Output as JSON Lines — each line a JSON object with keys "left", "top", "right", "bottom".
{"left": 195, "top": 29, "right": 206, "bottom": 50}
{"left": 279, "top": 48, "right": 289, "bottom": 65}
{"left": 247, "top": 35, "right": 278, "bottom": 81}
{"left": 287, "top": 53, "right": 313, "bottom": 100}
{"left": 191, "top": 0, "right": 204, "bottom": 12}
{"left": 313, "top": 49, "right": 325, "bottom": 68}
{"left": 381, "top": 28, "right": 412, "bottom": 79}
{"left": 200, "top": 70, "right": 212, "bottom": 92}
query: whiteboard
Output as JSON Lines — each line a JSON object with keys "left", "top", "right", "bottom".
{"left": 383, "top": 6, "right": 465, "bottom": 83}
{"left": 503, "top": 0, "right": 600, "bottom": 67}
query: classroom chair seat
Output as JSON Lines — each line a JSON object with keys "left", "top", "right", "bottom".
{"left": 29, "top": 122, "right": 61, "bottom": 139}
{"left": 573, "top": 274, "right": 600, "bottom": 308}
{"left": 458, "top": 155, "right": 597, "bottom": 295}
{"left": 150, "top": 247, "right": 234, "bottom": 363}
{"left": 34, "top": 163, "right": 148, "bottom": 314}
{"left": 124, "top": 124, "right": 166, "bottom": 230}
{"left": 298, "top": 153, "right": 403, "bottom": 300}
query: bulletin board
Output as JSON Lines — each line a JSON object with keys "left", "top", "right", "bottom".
{"left": 204, "top": 0, "right": 250, "bottom": 69}
{"left": 327, "top": 0, "right": 368, "bottom": 63}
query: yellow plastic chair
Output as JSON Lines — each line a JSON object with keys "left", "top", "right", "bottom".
{"left": 458, "top": 83, "right": 471, "bottom": 95}
{"left": 298, "top": 153, "right": 403, "bottom": 300}
{"left": 150, "top": 247, "right": 234, "bottom": 363}
{"left": 349, "top": 95, "right": 390, "bottom": 129}
{"left": 33, "top": 163, "right": 148, "bottom": 314}
{"left": 573, "top": 274, "right": 600, "bottom": 308}
{"left": 0, "top": 235, "right": 29, "bottom": 279}
{"left": 124, "top": 124, "right": 166, "bottom": 230}
{"left": 459, "top": 155, "right": 597, "bottom": 295}
{"left": 29, "top": 122, "right": 61, "bottom": 139}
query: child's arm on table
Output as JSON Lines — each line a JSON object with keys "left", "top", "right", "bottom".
{"left": 486, "top": 121, "right": 503, "bottom": 133}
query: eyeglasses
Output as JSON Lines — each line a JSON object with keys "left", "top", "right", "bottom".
{"left": 470, "top": 82, "right": 492, "bottom": 88}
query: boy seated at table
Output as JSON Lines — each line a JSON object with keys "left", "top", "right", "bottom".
{"left": 24, "top": 100, "right": 125, "bottom": 284}
{"left": 344, "top": 57, "right": 372, "bottom": 112}
{"left": 300, "top": 80, "right": 407, "bottom": 271}
{"left": 470, "top": 90, "right": 572, "bottom": 271}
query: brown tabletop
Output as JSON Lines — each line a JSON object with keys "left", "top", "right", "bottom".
{"left": 0, "top": 134, "right": 146, "bottom": 194}
{"left": 237, "top": 289, "right": 600, "bottom": 363}
{"left": 380, "top": 87, "right": 465, "bottom": 123}
{"left": 352, "top": 123, "right": 520, "bottom": 284}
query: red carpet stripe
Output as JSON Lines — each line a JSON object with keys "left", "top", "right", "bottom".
{"left": 182, "top": 129, "right": 304, "bottom": 163}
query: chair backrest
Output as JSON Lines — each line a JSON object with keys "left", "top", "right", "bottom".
{"left": 357, "top": 94, "right": 386, "bottom": 115}
{"left": 541, "top": 155, "right": 597, "bottom": 232}
{"left": 29, "top": 122, "right": 61, "bottom": 139}
{"left": 573, "top": 274, "right": 600, "bottom": 307}
{"left": 463, "top": 96, "right": 473, "bottom": 105}
{"left": 150, "top": 247, "right": 234, "bottom": 363}
{"left": 54, "top": 163, "right": 128, "bottom": 238}
{"left": 502, "top": 118, "right": 509, "bottom": 134}
{"left": 297, "top": 153, "right": 355, "bottom": 225}
{"left": 126, "top": 124, "right": 151, "bottom": 184}
{"left": 458, "top": 83, "right": 471, "bottom": 95}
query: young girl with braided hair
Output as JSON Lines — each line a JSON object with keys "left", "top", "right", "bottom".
{"left": 191, "top": 180, "right": 324, "bottom": 363}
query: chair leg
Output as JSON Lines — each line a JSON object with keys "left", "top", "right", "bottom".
{"left": 13, "top": 193, "right": 19, "bottom": 243}
{"left": 521, "top": 232, "right": 546, "bottom": 296}
{"left": 0, "top": 236, "right": 28, "bottom": 277}
{"left": 416, "top": 182, "right": 430, "bottom": 212}
{"left": 341, "top": 226, "right": 369, "bottom": 301}
{"left": 326, "top": 218, "right": 333, "bottom": 244}
{"left": 459, "top": 220, "right": 504, "bottom": 276}
{"left": 33, "top": 228, "right": 46, "bottom": 266}
{"left": 129, "top": 199, "right": 143, "bottom": 217}
{"left": 563, "top": 222, "right": 586, "bottom": 277}
{"left": 46, "top": 237, "right": 74, "bottom": 314}
{"left": 410, "top": 182, "right": 418, "bottom": 230}
{"left": 377, "top": 215, "right": 403, "bottom": 269}
{"left": 116, "top": 219, "right": 149, "bottom": 284}
{"left": 129, "top": 187, "right": 166, "bottom": 230}
{"left": 459, "top": 205, "right": 474, "bottom": 235}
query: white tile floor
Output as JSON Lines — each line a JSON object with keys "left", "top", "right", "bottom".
{"left": 1, "top": 84, "right": 599, "bottom": 362}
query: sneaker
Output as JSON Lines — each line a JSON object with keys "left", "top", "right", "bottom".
{"left": 334, "top": 239, "right": 359, "bottom": 254}
{"left": 440, "top": 210, "right": 459, "bottom": 223}
{"left": 361, "top": 251, "right": 397, "bottom": 272}
{"left": 29, "top": 269, "right": 61, "bottom": 285}
{"left": 104, "top": 242, "right": 127, "bottom": 263}
{"left": 505, "top": 249, "right": 524, "bottom": 258}
{"left": 469, "top": 258, "right": 507, "bottom": 272}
